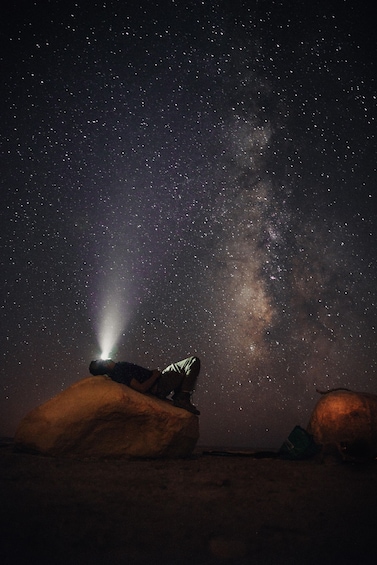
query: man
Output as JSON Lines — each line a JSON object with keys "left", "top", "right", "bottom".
{"left": 89, "top": 355, "right": 200, "bottom": 415}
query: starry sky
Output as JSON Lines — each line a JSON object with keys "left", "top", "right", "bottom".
{"left": 1, "top": 0, "right": 376, "bottom": 448}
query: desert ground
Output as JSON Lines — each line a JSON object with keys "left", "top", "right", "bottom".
{"left": 1, "top": 440, "right": 377, "bottom": 565}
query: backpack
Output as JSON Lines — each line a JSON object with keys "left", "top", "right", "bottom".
{"left": 279, "top": 425, "right": 319, "bottom": 460}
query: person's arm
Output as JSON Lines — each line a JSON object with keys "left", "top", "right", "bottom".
{"left": 129, "top": 369, "right": 161, "bottom": 393}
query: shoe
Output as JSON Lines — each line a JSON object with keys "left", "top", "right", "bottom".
{"left": 173, "top": 392, "right": 200, "bottom": 415}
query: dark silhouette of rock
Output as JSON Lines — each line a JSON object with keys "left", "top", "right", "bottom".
{"left": 307, "top": 389, "right": 377, "bottom": 460}
{"left": 14, "top": 376, "right": 199, "bottom": 458}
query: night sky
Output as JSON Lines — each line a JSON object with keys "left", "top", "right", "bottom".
{"left": 1, "top": 0, "right": 376, "bottom": 448}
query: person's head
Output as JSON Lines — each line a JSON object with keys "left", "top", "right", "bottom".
{"left": 89, "top": 359, "right": 115, "bottom": 376}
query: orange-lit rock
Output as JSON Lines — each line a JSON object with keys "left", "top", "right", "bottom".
{"left": 14, "top": 376, "right": 199, "bottom": 459}
{"left": 307, "top": 389, "right": 377, "bottom": 460}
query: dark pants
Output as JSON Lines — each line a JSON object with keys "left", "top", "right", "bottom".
{"left": 155, "top": 356, "right": 200, "bottom": 398}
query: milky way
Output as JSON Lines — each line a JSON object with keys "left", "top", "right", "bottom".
{"left": 1, "top": 1, "right": 376, "bottom": 447}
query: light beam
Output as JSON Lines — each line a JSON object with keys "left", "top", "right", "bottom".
{"left": 94, "top": 273, "right": 130, "bottom": 360}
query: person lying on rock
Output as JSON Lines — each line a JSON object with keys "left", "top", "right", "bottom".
{"left": 89, "top": 355, "right": 200, "bottom": 415}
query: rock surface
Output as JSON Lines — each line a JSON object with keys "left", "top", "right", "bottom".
{"left": 307, "top": 389, "right": 377, "bottom": 460}
{"left": 14, "top": 376, "right": 199, "bottom": 458}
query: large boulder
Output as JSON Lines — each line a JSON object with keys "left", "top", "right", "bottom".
{"left": 307, "top": 389, "right": 377, "bottom": 460}
{"left": 14, "top": 376, "right": 199, "bottom": 459}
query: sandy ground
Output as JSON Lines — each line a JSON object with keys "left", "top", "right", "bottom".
{"left": 1, "top": 441, "right": 377, "bottom": 565}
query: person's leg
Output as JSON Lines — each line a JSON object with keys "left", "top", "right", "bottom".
{"left": 157, "top": 356, "right": 200, "bottom": 415}
{"left": 155, "top": 370, "right": 184, "bottom": 399}
{"left": 161, "top": 356, "right": 200, "bottom": 393}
